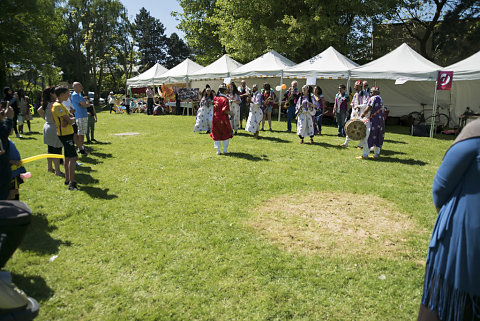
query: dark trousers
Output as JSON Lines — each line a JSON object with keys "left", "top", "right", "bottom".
{"left": 147, "top": 98, "right": 154, "bottom": 115}
{"left": 286, "top": 106, "right": 296, "bottom": 132}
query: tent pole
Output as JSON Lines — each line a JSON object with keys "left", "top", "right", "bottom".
{"left": 346, "top": 74, "right": 351, "bottom": 97}
{"left": 279, "top": 72, "right": 283, "bottom": 122}
{"left": 430, "top": 81, "right": 439, "bottom": 138}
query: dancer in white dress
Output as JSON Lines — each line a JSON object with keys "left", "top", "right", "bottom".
{"left": 229, "top": 82, "right": 241, "bottom": 135}
{"left": 194, "top": 85, "right": 214, "bottom": 133}
{"left": 245, "top": 84, "right": 264, "bottom": 139}
{"left": 296, "top": 85, "right": 316, "bottom": 144}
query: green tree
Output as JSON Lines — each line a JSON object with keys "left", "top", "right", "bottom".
{"left": 165, "top": 33, "right": 191, "bottom": 68}
{"left": 173, "top": 0, "right": 225, "bottom": 65}
{"left": 0, "top": 0, "right": 61, "bottom": 90}
{"left": 134, "top": 7, "right": 168, "bottom": 71}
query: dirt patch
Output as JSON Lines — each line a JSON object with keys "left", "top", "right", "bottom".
{"left": 248, "top": 192, "right": 420, "bottom": 258}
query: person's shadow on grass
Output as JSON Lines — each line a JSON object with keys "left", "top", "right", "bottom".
{"left": 19, "top": 213, "right": 72, "bottom": 255}
{"left": 234, "top": 132, "right": 291, "bottom": 143}
{"left": 362, "top": 156, "right": 428, "bottom": 166}
{"left": 225, "top": 152, "right": 270, "bottom": 162}
{"left": 81, "top": 186, "right": 118, "bottom": 200}
{"left": 11, "top": 273, "right": 54, "bottom": 302}
{"left": 75, "top": 173, "right": 99, "bottom": 185}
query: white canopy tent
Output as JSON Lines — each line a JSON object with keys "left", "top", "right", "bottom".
{"left": 153, "top": 58, "right": 203, "bottom": 84}
{"left": 284, "top": 46, "right": 359, "bottom": 79}
{"left": 126, "top": 63, "right": 168, "bottom": 88}
{"left": 231, "top": 50, "right": 295, "bottom": 120}
{"left": 446, "top": 51, "right": 480, "bottom": 120}
{"left": 190, "top": 54, "right": 243, "bottom": 80}
{"left": 350, "top": 43, "right": 451, "bottom": 136}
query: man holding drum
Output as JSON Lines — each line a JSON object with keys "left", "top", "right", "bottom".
{"left": 342, "top": 80, "right": 369, "bottom": 147}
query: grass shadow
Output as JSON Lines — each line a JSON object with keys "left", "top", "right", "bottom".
{"left": 362, "top": 156, "right": 428, "bottom": 166}
{"left": 225, "top": 152, "right": 270, "bottom": 162}
{"left": 379, "top": 149, "right": 407, "bottom": 156}
{"left": 75, "top": 173, "right": 99, "bottom": 185}
{"left": 383, "top": 139, "right": 407, "bottom": 145}
{"left": 78, "top": 155, "right": 102, "bottom": 165}
{"left": 11, "top": 273, "right": 54, "bottom": 302}
{"left": 81, "top": 186, "right": 118, "bottom": 200}
{"left": 90, "top": 151, "right": 113, "bottom": 159}
{"left": 87, "top": 140, "right": 111, "bottom": 145}
{"left": 75, "top": 165, "right": 96, "bottom": 173}
{"left": 19, "top": 213, "right": 72, "bottom": 255}
{"left": 18, "top": 136, "right": 37, "bottom": 140}
{"left": 312, "top": 141, "right": 344, "bottom": 149}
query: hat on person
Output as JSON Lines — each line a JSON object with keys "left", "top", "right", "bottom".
{"left": 218, "top": 83, "right": 228, "bottom": 91}
{"left": 109, "top": 91, "right": 114, "bottom": 94}
{"left": 371, "top": 86, "right": 380, "bottom": 92}
{"left": 355, "top": 80, "right": 362, "bottom": 86}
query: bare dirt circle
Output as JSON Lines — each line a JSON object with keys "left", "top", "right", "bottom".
{"left": 247, "top": 192, "right": 421, "bottom": 258}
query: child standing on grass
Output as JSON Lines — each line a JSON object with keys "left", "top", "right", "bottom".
{"left": 84, "top": 95, "right": 97, "bottom": 143}
{"left": 52, "top": 86, "right": 79, "bottom": 191}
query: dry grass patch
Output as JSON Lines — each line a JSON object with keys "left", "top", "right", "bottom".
{"left": 248, "top": 192, "right": 421, "bottom": 258}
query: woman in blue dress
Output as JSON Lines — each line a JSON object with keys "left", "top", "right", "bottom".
{"left": 418, "top": 118, "right": 480, "bottom": 321}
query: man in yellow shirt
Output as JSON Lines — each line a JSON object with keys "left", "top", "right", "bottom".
{"left": 51, "top": 86, "right": 78, "bottom": 191}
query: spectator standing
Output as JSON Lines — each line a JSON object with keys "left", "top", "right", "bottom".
{"left": 17, "top": 89, "right": 32, "bottom": 134}
{"left": 261, "top": 83, "right": 275, "bottom": 131}
{"left": 312, "top": 86, "right": 325, "bottom": 135}
{"left": 3, "top": 87, "right": 21, "bottom": 138}
{"left": 108, "top": 92, "right": 115, "bottom": 114}
{"left": 245, "top": 84, "right": 264, "bottom": 139}
{"left": 418, "top": 118, "right": 480, "bottom": 321}
{"left": 238, "top": 80, "right": 250, "bottom": 129}
{"left": 85, "top": 95, "right": 97, "bottom": 143}
{"left": 146, "top": 86, "right": 154, "bottom": 115}
{"left": 333, "top": 84, "right": 349, "bottom": 137}
{"left": 71, "top": 82, "right": 90, "bottom": 155}
{"left": 52, "top": 86, "right": 78, "bottom": 191}
{"left": 0, "top": 102, "right": 14, "bottom": 199}
{"left": 284, "top": 81, "right": 300, "bottom": 133}
{"left": 37, "top": 87, "right": 64, "bottom": 176}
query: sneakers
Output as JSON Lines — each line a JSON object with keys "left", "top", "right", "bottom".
{"left": 340, "top": 143, "right": 348, "bottom": 147}
{"left": 91, "top": 138, "right": 97, "bottom": 142}
{"left": 300, "top": 139, "right": 304, "bottom": 144}
{"left": 68, "top": 181, "right": 78, "bottom": 191}
{"left": 16, "top": 134, "right": 22, "bottom": 138}
{"left": 310, "top": 138, "right": 314, "bottom": 144}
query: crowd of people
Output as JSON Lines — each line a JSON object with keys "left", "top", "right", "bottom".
{"left": 0, "top": 82, "right": 98, "bottom": 197}
{"left": 194, "top": 80, "right": 385, "bottom": 158}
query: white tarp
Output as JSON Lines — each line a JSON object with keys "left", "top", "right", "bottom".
{"left": 446, "top": 51, "right": 480, "bottom": 81}
{"left": 126, "top": 63, "right": 168, "bottom": 88}
{"left": 230, "top": 50, "right": 295, "bottom": 78}
{"left": 283, "top": 46, "right": 359, "bottom": 79}
{"left": 445, "top": 52, "right": 480, "bottom": 119}
{"left": 153, "top": 58, "right": 203, "bottom": 84}
{"left": 350, "top": 43, "right": 442, "bottom": 81}
{"left": 190, "top": 55, "right": 243, "bottom": 80}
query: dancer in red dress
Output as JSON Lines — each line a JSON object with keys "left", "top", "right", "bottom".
{"left": 210, "top": 84, "right": 234, "bottom": 154}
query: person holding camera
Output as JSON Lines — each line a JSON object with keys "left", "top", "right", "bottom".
{"left": 284, "top": 81, "right": 300, "bottom": 133}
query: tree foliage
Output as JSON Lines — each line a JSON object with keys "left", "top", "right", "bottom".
{"left": 0, "top": 0, "right": 61, "bottom": 90}
{"left": 134, "top": 7, "right": 168, "bottom": 71}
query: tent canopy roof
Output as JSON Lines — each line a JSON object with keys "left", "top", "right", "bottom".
{"left": 284, "top": 46, "right": 359, "bottom": 78}
{"left": 446, "top": 51, "right": 480, "bottom": 81}
{"left": 153, "top": 58, "right": 203, "bottom": 83}
{"left": 350, "top": 43, "right": 442, "bottom": 81}
{"left": 231, "top": 50, "right": 295, "bottom": 78}
{"left": 126, "top": 63, "right": 168, "bottom": 87}
{"left": 190, "top": 54, "right": 243, "bottom": 80}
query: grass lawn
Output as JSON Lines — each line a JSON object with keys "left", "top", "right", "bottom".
{"left": 6, "top": 109, "right": 454, "bottom": 320}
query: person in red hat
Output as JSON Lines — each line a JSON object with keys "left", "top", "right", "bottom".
{"left": 210, "top": 84, "right": 234, "bottom": 154}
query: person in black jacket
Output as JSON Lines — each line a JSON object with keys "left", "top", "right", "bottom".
{"left": 0, "top": 101, "right": 14, "bottom": 199}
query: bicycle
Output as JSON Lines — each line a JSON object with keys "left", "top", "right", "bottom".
{"left": 408, "top": 103, "right": 450, "bottom": 129}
